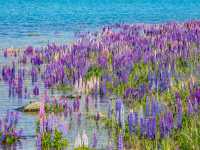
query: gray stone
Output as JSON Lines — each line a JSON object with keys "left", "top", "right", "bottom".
{"left": 16, "top": 101, "right": 41, "bottom": 112}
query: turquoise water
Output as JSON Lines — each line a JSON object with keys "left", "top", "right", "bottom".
{"left": 1, "top": 0, "right": 200, "bottom": 48}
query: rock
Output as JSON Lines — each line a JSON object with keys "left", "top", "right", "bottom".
{"left": 24, "top": 101, "right": 41, "bottom": 112}
{"left": 98, "top": 112, "right": 106, "bottom": 119}
{"left": 66, "top": 92, "right": 81, "bottom": 99}
{"left": 86, "top": 112, "right": 106, "bottom": 121}
{"left": 109, "top": 95, "right": 117, "bottom": 100}
{"left": 16, "top": 101, "right": 41, "bottom": 112}
{"left": 67, "top": 94, "right": 81, "bottom": 99}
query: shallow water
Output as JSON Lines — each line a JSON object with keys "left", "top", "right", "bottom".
{"left": 0, "top": 53, "right": 116, "bottom": 149}
{"left": 1, "top": 0, "right": 200, "bottom": 48}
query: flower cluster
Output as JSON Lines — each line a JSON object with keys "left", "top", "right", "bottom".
{"left": 0, "top": 111, "right": 22, "bottom": 145}
{"left": 36, "top": 102, "right": 68, "bottom": 150}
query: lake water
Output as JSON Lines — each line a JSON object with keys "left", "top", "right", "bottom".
{"left": 0, "top": 0, "right": 200, "bottom": 48}
{"left": 0, "top": 54, "right": 115, "bottom": 149}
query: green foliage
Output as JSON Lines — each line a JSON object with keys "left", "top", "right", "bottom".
{"left": 124, "top": 123, "right": 132, "bottom": 142}
{"left": 6, "top": 136, "right": 17, "bottom": 145}
{"left": 176, "top": 57, "right": 191, "bottom": 74}
{"left": 36, "top": 121, "right": 68, "bottom": 150}
{"left": 84, "top": 66, "right": 102, "bottom": 80}
{"left": 120, "top": 111, "right": 200, "bottom": 150}
{"left": 104, "top": 118, "right": 115, "bottom": 129}
{"left": 56, "top": 84, "right": 72, "bottom": 93}
{"left": 113, "top": 83, "right": 126, "bottom": 96}
{"left": 0, "top": 133, "right": 18, "bottom": 145}
{"left": 74, "top": 147, "right": 91, "bottom": 150}
{"left": 175, "top": 115, "right": 200, "bottom": 150}
{"left": 41, "top": 129, "right": 68, "bottom": 150}
{"left": 128, "top": 62, "right": 149, "bottom": 88}
{"left": 35, "top": 120, "right": 40, "bottom": 133}
{"left": 52, "top": 129, "right": 68, "bottom": 148}
{"left": 45, "top": 103, "right": 64, "bottom": 113}
{"left": 161, "top": 90, "right": 175, "bottom": 103}
{"left": 106, "top": 81, "right": 113, "bottom": 91}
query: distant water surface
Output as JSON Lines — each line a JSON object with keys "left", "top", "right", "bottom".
{"left": 0, "top": 0, "right": 200, "bottom": 48}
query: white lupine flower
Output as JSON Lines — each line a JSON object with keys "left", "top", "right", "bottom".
{"left": 82, "top": 130, "right": 89, "bottom": 147}
{"left": 121, "top": 103, "right": 125, "bottom": 130}
{"left": 74, "top": 132, "right": 82, "bottom": 148}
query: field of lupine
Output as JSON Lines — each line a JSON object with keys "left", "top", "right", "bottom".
{"left": 1, "top": 21, "right": 200, "bottom": 150}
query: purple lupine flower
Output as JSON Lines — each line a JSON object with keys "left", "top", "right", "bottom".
{"left": 120, "top": 103, "right": 125, "bottom": 130}
{"left": 11, "top": 62, "right": 15, "bottom": 79}
{"left": 47, "top": 116, "right": 54, "bottom": 132}
{"left": 124, "top": 87, "right": 133, "bottom": 98}
{"left": 166, "top": 112, "right": 174, "bottom": 132}
{"left": 159, "top": 116, "right": 165, "bottom": 138}
{"left": 1, "top": 134, "right": 6, "bottom": 143}
{"left": 108, "top": 101, "right": 112, "bottom": 119}
{"left": 176, "top": 93, "right": 182, "bottom": 129}
{"left": 193, "top": 98, "right": 199, "bottom": 113}
{"left": 33, "top": 86, "right": 39, "bottom": 96}
{"left": 0, "top": 111, "right": 22, "bottom": 144}
{"left": 4, "top": 50, "right": 7, "bottom": 57}
{"left": 128, "top": 110, "right": 134, "bottom": 134}
{"left": 132, "top": 112, "right": 138, "bottom": 133}
{"left": 36, "top": 133, "right": 42, "bottom": 150}
{"left": 44, "top": 91, "right": 50, "bottom": 103}
{"left": 25, "top": 46, "right": 34, "bottom": 55}
{"left": 115, "top": 99, "right": 122, "bottom": 113}
{"left": 133, "top": 112, "right": 138, "bottom": 126}
{"left": 175, "top": 93, "right": 182, "bottom": 111}
{"left": 140, "top": 117, "right": 146, "bottom": 137}
{"left": 115, "top": 99, "right": 122, "bottom": 125}
{"left": 146, "top": 118, "right": 151, "bottom": 139}
{"left": 146, "top": 117, "right": 156, "bottom": 139}
{"left": 187, "top": 98, "right": 193, "bottom": 116}
{"left": 152, "top": 98, "right": 158, "bottom": 117}
{"left": 98, "top": 55, "right": 107, "bottom": 68}
{"left": 76, "top": 98, "right": 80, "bottom": 111}
{"left": 145, "top": 96, "right": 150, "bottom": 116}
{"left": 151, "top": 117, "right": 156, "bottom": 139}
{"left": 15, "top": 129, "right": 23, "bottom": 137}
{"left": 77, "top": 112, "right": 81, "bottom": 126}
{"left": 57, "top": 123, "right": 67, "bottom": 136}
{"left": 118, "top": 134, "right": 123, "bottom": 150}
{"left": 177, "top": 109, "right": 182, "bottom": 129}
{"left": 52, "top": 97, "right": 58, "bottom": 109}
{"left": 101, "top": 81, "right": 107, "bottom": 96}
{"left": 0, "top": 120, "right": 2, "bottom": 132}
{"left": 120, "top": 71, "right": 129, "bottom": 83}
{"left": 92, "top": 130, "right": 97, "bottom": 148}
{"left": 69, "top": 104, "right": 73, "bottom": 117}
{"left": 73, "top": 100, "right": 77, "bottom": 112}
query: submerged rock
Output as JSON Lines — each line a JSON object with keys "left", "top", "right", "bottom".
{"left": 109, "top": 95, "right": 118, "bottom": 100}
{"left": 86, "top": 112, "right": 107, "bottom": 121}
{"left": 16, "top": 101, "right": 41, "bottom": 112}
{"left": 66, "top": 94, "right": 81, "bottom": 99}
